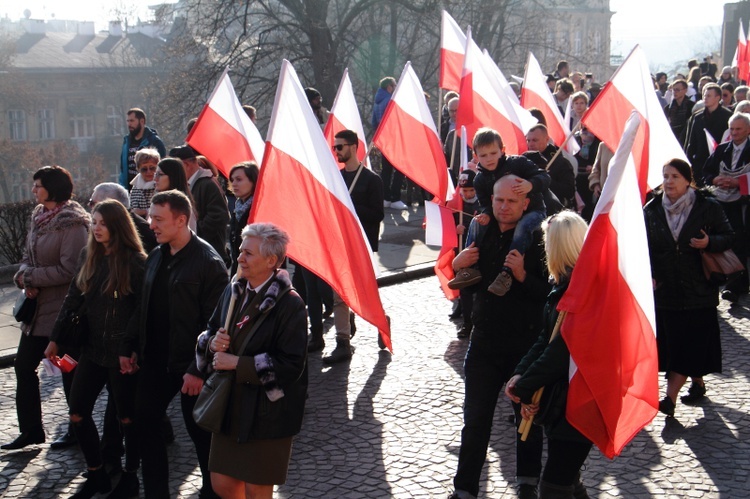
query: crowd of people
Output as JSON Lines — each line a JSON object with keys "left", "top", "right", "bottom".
{"left": 0, "top": 53, "right": 745, "bottom": 499}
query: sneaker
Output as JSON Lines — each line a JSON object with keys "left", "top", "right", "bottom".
{"left": 389, "top": 200, "right": 408, "bottom": 210}
{"left": 488, "top": 270, "right": 513, "bottom": 296}
{"left": 383, "top": 200, "right": 392, "bottom": 208}
{"left": 680, "top": 381, "right": 707, "bottom": 404}
{"left": 322, "top": 341, "right": 353, "bottom": 364}
{"left": 658, "top": 397, "right": 675, "bottom": 417}
{"left": 448, "top": 268, "right": 482, "bottom": 290}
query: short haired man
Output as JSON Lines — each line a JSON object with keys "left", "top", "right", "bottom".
{"left": 553, "top": 60, "right": 569, "bottom": 79}
{"left": 553, "top": 79, "right": 575, "bottom": 116}
{"left": 524, "top": 124, "right": 576, "bottom": 209}
{"left": 703, "top": 112, "right": 750, "bottom": 303}
{"left": 126, "top": 190, "right": 228, "bottom": 498}
{"left": 664, "top": 79, "right": 694, "bottom": 144}
{"left": 443, "top": 97, "right": 470, "bottom": 182}
{"left": 320, "top": 130, "right": 386, "bottom": 363}
{"left": 120, "top": 108, "right": 166, "bottom": 189}
{"left": 449, "top": 175, "right": 549, "bottom": 499}
{"left": 372, "top": 76, "right": 408, "bottom": 210}
{"left": 169, "top": 145, "right": 230, "bottom": 263}
{"left": 684, "top": 83, "right": 733, "bottom": 185}
{"left": 242, "top": 104, "right": 257, "bottom": 123}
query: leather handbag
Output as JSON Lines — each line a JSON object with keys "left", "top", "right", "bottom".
{"left": 56, "top": 300, "right": 90, "bottom": 348}
{"left": 13, "top": 291, "right": 37, "bottom": 324}
{"left": 701, "top": 249, "right": 744, "bottom": 285}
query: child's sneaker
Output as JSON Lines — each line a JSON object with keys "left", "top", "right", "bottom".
{"left": 488, "top": 270, "right": 512, "bottom": 296}
{"left": 448, "top": 268, "right": 482, "bottom": 290}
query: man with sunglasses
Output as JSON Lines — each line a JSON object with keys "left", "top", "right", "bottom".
{"left": 320, "top": 130, "right": 385, "bottom": 363}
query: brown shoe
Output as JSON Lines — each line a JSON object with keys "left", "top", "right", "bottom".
{"left": 448, "top": 268, "right": 482, "bottom": 290}
{"left": 488, "top": 270, "right": 512, "bottom": 296}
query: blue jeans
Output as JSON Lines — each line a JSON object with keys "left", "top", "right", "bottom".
{"left": 465, "top": 209, "right": 546, "bottom": 260}
{"left": 453, "top": 335, "right": 543, "bottom": 496}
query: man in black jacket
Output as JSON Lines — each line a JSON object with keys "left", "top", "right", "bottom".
{"left": 449, "top": 175, "right": 550, "bottom": 499}
{"left": 684, "top": 83, "right": 733, "bottom": 186}
{"left": 322, "top": 130, "right": 385, "bottom": 363}
{"left": 124, "top": 190, "right": 228, "bottom": 498}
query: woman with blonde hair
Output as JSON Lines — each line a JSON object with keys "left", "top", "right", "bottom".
{"left": 46, "top": 199, "right": 146, "bottom": 498}
{"left": 505, "top": 211, "right": 593, "bottom": 498}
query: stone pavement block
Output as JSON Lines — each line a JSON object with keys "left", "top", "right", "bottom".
{"left": 0, "top": 277, "right": 749, "bottom": 497}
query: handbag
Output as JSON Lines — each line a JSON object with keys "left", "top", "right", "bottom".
{"left": 56, "top": 299, "right": 90, "bottom": 348}
{"left": 701, "top": 249, "right": 745, "bottom": 285}
{"left": 193, "top": 302, "right": 277, "bottom": 434}
{"left": 13, "top": 291, "right": 37, "bottom": 324}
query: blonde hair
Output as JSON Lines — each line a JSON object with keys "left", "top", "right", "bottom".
{"left": 542, "top": 211, "right": 588, "bottom": 283}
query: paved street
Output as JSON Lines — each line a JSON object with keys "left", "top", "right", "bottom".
{"left": 0, "top": 275, "right": 749, "bottom": 498}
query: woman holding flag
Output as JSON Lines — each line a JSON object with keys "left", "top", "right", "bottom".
{"left": 505, "top": 211, "right": 592, "bottom": 498}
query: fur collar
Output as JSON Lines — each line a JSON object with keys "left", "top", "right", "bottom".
{"left": 32, "top": 201, "right": 90, "bottom": 236}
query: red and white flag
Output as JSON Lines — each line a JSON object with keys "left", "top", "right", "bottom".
{"left": 439, "top": 11, "right": 466, "bottom": 92}
{"left": 558, "top": 111, "right": 658, "bottom": 459}
{"left": 483, "top": 49, "right": 520, "bottom": 105}
{"left": 582, "top": 45, "right": 687, "bottom": 201}
{"left": 187, "top": 67, "right": 265, "bottom": 177}
{"left": 425, "top": 199, "right": 460, "bottom": 301}
{"left": 734, "top": 19, "right": 749, "bottom": 83}
{"left": 455, "top": 28, "right": 534, "bottom": 155}
{"left": 705, "top": 129, "right": 718, "bottom": 156}
{"left": 521, "top": 52, "right": 574, "bottom": 150}
{"left": 251, "top": 60, "right": 391, "bottom": 350}
{"left": 323, "top": 68, "right": 369, "bottom": 166}
{"left": 373, "top": 61, "right": 449, "bottom": 203}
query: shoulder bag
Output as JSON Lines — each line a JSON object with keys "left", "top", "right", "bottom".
{"left": 13, "top": 291, "right": 37, "bottom": 324}
{"left": 701, "top": 249, "right": 744, "bottom": 285}
{"left": 56, "top": 298, "right": 90, "bottom": 348}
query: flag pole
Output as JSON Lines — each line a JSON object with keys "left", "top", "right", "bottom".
{"left": 544, "top": 122, "right": 582, "bottom": 171}
{"left": 518, "top": 310, "right": 567, "bottom": 440}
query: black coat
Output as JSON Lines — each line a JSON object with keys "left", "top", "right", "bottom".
{"left": 126, "top": 233, "right": 228, "bottom": 375}
{"left": 205, "top": 270, "right": 307, "bottom": 442}
{"left": 513, "top": 281, "right": 589, "bottom": 443}
{"left": 644, "top": 190, "right": 734, "bottom": 310}
{"left": 229, "top": 203, "right": 251, "bottom": 275}
{"left": 684, "top": 106, "right": 733, "bottom": 184}
{"left": 341, "top": 166, "right": 384, "bottom": 252}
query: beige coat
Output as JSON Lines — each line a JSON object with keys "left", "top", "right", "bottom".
{"left": 15, "top": 201, "right": 89, "bottom": 337}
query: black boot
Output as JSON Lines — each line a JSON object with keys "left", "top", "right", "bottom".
{"left": 1, "top": 426, "right": 45, "bottom": 450}
{"left": 307, "top": 326, "right": 325, "bottom": 352}
{"left": 107, "top": 470, "right": 139, "bottom": 499}
{"left": 71, "top": 467, "right": 112, "bottom": 499}
{"left": 50, "top": 422, "right": 77, "bottom": 449}
{"left": 539, "top": 480, "right": 574, "bottom": 499}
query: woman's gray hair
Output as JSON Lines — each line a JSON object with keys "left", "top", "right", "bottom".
{"left": 134, "top": 147, "right": 161, "bottom": 167}
{"left": 241, "top": 222, "right": 290, "bottom": 266}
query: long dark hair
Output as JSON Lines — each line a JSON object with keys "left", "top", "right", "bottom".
{"left": 76, "top": 200, "right": 145, "bottom": 295}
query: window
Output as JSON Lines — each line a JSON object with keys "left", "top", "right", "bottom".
{"left": 8, "top": 110, "right": 27, "bottom": 141}
{"left": 70, "top": 115, "right": 94, "bottom": 138}
{"left": 107, "top": 105, "right": 123, "bottom": 136}
{"left": 593, "top": 31, "right": 602, "bottom": 56}
{"left": 38, "top": 109, "right": 55, "bottom": 139}
{"left": 574, "top": 31, "right": 582, "bottom": 56}
{"left": 10, "top": 171, "right": 30, "bottom": 202}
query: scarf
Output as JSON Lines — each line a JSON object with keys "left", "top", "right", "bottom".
{"left": 234, "top": 195, "right": 253, "bottom": 221}
{"left": 33, "top": 202, "right": 65, "bottom": 230}
{"left": 662, "top": 188, "right": 695, "bottom": 241}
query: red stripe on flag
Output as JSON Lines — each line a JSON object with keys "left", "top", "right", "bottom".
{"left": 187, "top": 105, "right": 255, "bottom": 178}
{"left": 251, "top": 145, "right": 391, "bottom": 350}
{"left": 521, "top": 89, "right": 566, "bottom": 147}
{"left": 440, "top": 49, "right": 464, "bottom": 92}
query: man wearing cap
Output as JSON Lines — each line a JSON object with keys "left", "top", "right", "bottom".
{"left": 305, "top": 87, "right": 330, "bottom": 129}
{"left": 169, "top": 145, "right": 230, "bottom": 263}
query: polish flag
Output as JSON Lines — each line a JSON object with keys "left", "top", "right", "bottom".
{"left": 521, "top": 52, "right": 571, "bottom": 149}
{"left": 483, "top": 49, "right": 520, "bottom": 105}
{"left": 373, "top": 61, "right": 449, "bottom": 203}
{"left": 735, "top": 19, "right": 749, "bottom": 83}
{"left": 561, "top": 97, "right": 581, "bottom": 156}
{"left": 582, "top": 45, "right": 687, "bottom": 201}
{"left": 426, "top": 200, "right": 460, "bottom": 301}
{"left": 558, "top": 111, "right": 658, "bottom": 459}
{"left": 323, "top": 68, "right": 369, "bottom": 166}
{"left": 705, "top": 129, "right": 718, "bottom": 156}
{"left": 187, "top": 67, "right": 266, "bottom": 177}
{"left": 455, "top": 28, "right": 534, "bottom": 155}
{"left": 251, "top": 60, "right": 391, "bottom": 350}
{"left": 440, "top": 11, "right": 466, "bottom": 92}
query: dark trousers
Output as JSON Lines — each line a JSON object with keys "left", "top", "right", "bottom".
{"left": 135, "top": 364, "right": 213, "bottom": 498}
{"left": 459, "top": 289, "right": 474, "bottom": 326}
{"left": 14, "top": 333, "right": 74, "bottom": 433}
{"left": 454, "top": 337, "right": 544, "bottom": 496}
{"left": 381, "top": 156, "right": 404, "bottom": 202}
{"left": 68, "top": 355, "right": 138, "bottom": 471}
{"left": 542, "top": 438, "right": 592, "bottom": 486}
{"left": 301, "top": 266, "right": 333, "bottom": 333}
{"left": 721, "top": 201, "right": 749, "bottom": 294}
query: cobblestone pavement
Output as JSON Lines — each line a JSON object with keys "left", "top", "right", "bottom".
{"left": 0, "top": 276, "right": 748, "bottom": 498}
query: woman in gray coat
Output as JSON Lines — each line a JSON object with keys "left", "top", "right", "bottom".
{"left": 1, "top": 166, "right": 89, "bottom": 450}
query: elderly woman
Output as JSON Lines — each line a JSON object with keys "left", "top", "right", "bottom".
{"left": 2, "top": 166, "right": 90, "bottom": 450}
{"left": 129, "top": 148, "right": 160, "bottom": 217}
{"left": 199, "top": 222, "right": 307, "bottom": 499}
{"left": 505, "top": 211, "right": 591, "bottom": 498}
{"left": 644, "top": 158, "right": 734, "bottom": 417}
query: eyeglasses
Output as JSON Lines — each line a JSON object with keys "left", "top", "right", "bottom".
{"left": 154, "top": 171, "right": 165, "bottom": 179}
{"left": 88, "top": 199, "right": 97, "bottom": 208}
{"left": 332, "top": 143, "right": 355, "bottom": 151}
{"left": 140, "top": 166, "right": 157, "bottom": 173}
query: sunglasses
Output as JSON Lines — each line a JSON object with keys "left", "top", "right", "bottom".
{"left": 140, "top": 166, "right": 157, "bottom": 173}
{"left": 332, "top": 143, "right": 355, "bottom": 151}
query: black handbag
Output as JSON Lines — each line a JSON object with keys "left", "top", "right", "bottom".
{"left": 13, "top": 291, "right": 37, "bottom": 324}
{"left": 56, "top": 300, "right": 90, "bottom": 348}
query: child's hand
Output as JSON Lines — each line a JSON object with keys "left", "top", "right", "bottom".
{"left": 456, "top": 225, "right": 465, "bottom": 235}
{"left": 512, "top": 178, "right": 532, "bottom": 195}
{"left": 475, "top": 214, "right": 490, "bottom": 225}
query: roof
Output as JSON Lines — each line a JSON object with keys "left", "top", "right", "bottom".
{"left": 6, "top": 31, "right": 164, "bottom": 70}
